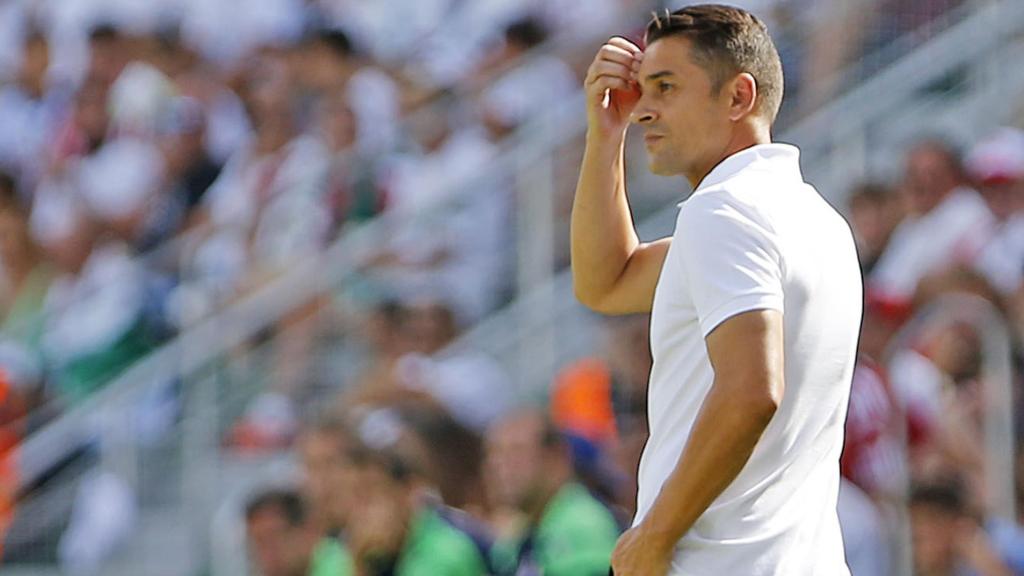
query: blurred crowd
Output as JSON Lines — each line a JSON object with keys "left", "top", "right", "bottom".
{"left": 0, "top": 0, "right": 1011, "bottom": 574}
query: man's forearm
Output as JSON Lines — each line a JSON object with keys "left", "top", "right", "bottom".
{"left": 570, "top": 132, "right": 639, "bottom": 304}
{"left": 639, "top": 380, "right": 778, "bottom": 549}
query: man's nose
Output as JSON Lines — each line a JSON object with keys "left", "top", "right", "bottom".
{"left": 631, "top": 104, "right": 656, "bottom": 125}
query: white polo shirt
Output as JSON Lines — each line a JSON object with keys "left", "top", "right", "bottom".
{"left": 635, "top": 144, "right": 862, "bottom": 576}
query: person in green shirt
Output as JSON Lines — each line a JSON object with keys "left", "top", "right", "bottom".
{"left": 245, "top": 488, "right": 324, "bottom": 576}
{"left": 343, "top": 407, "right": 492, "bottom": 576}
{"left": 298, "top": 415, "right": 363, "bottom": 576}
{"left": 486, "top": 409, "right": 622, "bottom": 576}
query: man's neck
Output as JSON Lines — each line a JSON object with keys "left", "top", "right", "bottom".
{"left": 687, "top": 126, "right": 772, "bottom": 190}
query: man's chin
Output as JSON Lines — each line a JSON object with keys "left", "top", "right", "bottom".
{"left": 647, "top": 158, "right": 679, "bottom": 177}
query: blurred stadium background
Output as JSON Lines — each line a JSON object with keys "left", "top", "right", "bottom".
{"left": 0, "top": 0, "right": 1023, "bottom": 574}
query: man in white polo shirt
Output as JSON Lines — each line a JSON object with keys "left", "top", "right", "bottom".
{"left": 571, "top": 5, "right": 862, "bottom": 575}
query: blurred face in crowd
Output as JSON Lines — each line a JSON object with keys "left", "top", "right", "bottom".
{"left": 298, "top": 429, "right": 360, "bottom": 529}
{"left": 902, "top": 144, "right": 962, "bottom": 217}
{"left": 402, "top": 302, "right": 457, "bottom": 355}
{"left": 485, "top": 411, "right": 562, "bottom": 512}
{"left": 848, "top": 185, "right": 903, "bottom": 266}
{"left": 924, "top": 320, "right": 981, "bottom": 384}
{"left": 246, "top": 60, "right": 295, "bottom": 137}
{"left": 0, "top": 206, "right": 36, "bottom": 273}
{"left": 349, "top": 458, "right": 418, "bottom": 550}
{"left": 20, "top": 34, "right": 49, "bottom": 95}
{"left": 911, "top": 501, "right": 963, "bottom": 575}
{"left": 246, "top": 504, "right": 318, "bottom": 576}
{"left": 976, "top": 176, "right": 1023, "bottom": 222}
{"left": 88, "top": 31, "right": 127, "bottom": 85}
{"left": 632, "top": 36, "right": 750, "bottom": 180}
{"left": 317, "top": 93, "right": 357, "bottom": 153}
{"left": 75, "top": 80, "right": 110, "bottom": 150}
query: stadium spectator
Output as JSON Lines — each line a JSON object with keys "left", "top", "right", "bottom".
{"left": 38, "top": 207, "right": 157, "bottom": 404}
{"left": 841, "top": 356, "right": 904, "bottom": 502}
{"left": 0, "top": 175, "right": 52, "bottom": 353}
{"left": 888, "top": 316, "right": 987, "bottom": 490}
{"left": 244, "top": 488, "right": 322, "bottom": 576}
{"left": 909, "top": 478, "right": 1012, "bottom": 576}
{"left": 148, "top": 96, "right": 223, "bottom": 248}
{"left": 391, "top": 299, "right": 513, "bottom": 430}
{"left": 376, "top": 94, "right": 507, "bottom": 322}
{"left": 550, "top": 315, "right": 651, "bottom": 515}
{"left": 847, "top": 181, "right": 903, "bottom": 275}
{"left": 310, "top": 90, "right": 386, "bottom": 234}
{"left": 0, "top": 28, "right": 67, "bottom": 191}
{"left": 477, "top": 16, "right": 577, "bottom": 140}
{"left": 296, "top": 415, "right": 360, "bottom": 576}
{"left": 86, "top": 24, "right": 130, "bottom": 88}
{"left": 869, "top": 139, "right": 992, "bottom": 312}
{"left": 961, "top": 128, "right": 1024, "bottom": 298}
{"left": 485, "top": 409, "right": 620, "bottom": 576}
{"left": 344, "top": 406, "right": 492, "bottom": 575}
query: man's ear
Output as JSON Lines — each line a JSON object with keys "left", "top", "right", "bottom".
{"left": 728, "top": 72, "right": 758, "bottom": 122}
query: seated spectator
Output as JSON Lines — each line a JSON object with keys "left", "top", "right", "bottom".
{"left": 888, "top": 317, "right": 986, "bottom": 484}
{"left": 0, "top": 174, "right": 52, "bottom": 352}
{"left": 185, "top": 55, "right": 330, "bottom": 308}
{"left": 311, "top": 90, "right": 386, "bottom": 234}
{"left": 296, "top": 415, "right": 361, "bottom": 576}
{"left": 245, "top": 488, "right": 322, "bottom": 576}
{"left": 961, "top": 128, "right": 1024, "bottom": 298}
{"left": 36, "top": 205, "right": 156, "bottom": 404}
{"left": 485, "top": 409, "right": 620, "bottom": 576}
{"left": 550, "top": 315, "right": 651, "bottom": 515}
{"left": 344, "top": 407, "right": 492, "bottom": 575}
{"left": 847, "top": 181, "right": 903, "bottom": 275}
{"left": 869, "top": 139, "right": 993, "bottom": 313}
{"left": 147, "top": 96, "right": 223, "bottom": 247}
{"left": 841, "top": 355, "right": 904, "bottom": 502}
{"left": 910, "top": 478, "right": 1012, "bottom": 576}
{"left": 392, "top": 298, "right": 513, "bottom": 430}
{"left": 377, "top": 96, "right": 508, "bottom": 321}
{"left": 476, "top": 16, "right": 578, "bottom": 140}
{"left": 0, "top": 28, "right": 68, "bottom": 191}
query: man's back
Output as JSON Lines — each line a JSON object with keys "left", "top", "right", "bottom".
{"left": 637, "top": 144, "right": 862, "bottom": 575}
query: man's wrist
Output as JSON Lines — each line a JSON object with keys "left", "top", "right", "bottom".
{"left": 635, "top": 516, "right": 682, "bottom": 555}
{"left": 585, "top": 126, "right": 628, "bottom": 150}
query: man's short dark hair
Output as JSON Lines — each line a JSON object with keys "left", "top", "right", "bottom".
{"left": 645, "top": 4, "right": 784, "bottom": 123}
{"left": 245, "top": 488, "right": 307, "bottom": 526}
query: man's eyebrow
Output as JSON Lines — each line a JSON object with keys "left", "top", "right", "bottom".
{"left": 644, "top": 70, "right": 675, "bottom": 83}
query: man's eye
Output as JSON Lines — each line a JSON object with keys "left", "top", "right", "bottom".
{"left": 658, "top": 82, "right": 673, "bottom": 93}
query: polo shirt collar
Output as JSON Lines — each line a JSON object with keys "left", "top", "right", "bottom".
{"left": 693, "top": 143, "right": 802, "bottom": 194}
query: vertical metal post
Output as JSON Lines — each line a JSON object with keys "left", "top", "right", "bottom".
{"left": 515, "top": 116, "right": 558, "bottom": 396}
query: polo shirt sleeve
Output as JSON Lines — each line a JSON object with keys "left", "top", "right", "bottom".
{"left": 675, "top": 194, "right": 785, "bottom": 338}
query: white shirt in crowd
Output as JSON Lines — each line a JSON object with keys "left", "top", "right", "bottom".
{"left": 636, "top": 144, "right": 862, "bottom": 576}
{"left": 869, "top": 187, "right": 992, "bottom": 303}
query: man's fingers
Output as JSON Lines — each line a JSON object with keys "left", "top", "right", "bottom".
{"left": 608, "top": 36, "right": 643, "bottom": 56}
{"left": 598, "top": 44, "right": 637, "bottom": 66}
{"left": 586, "top": 60, "right": 634, "bottom": 86}
{"left": 588, "top": 74, "right": 631, "bottom": 96}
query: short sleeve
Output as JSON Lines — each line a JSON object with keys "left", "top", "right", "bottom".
{"left": 676, "top": 195, "right": 785, "bottom": 338}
